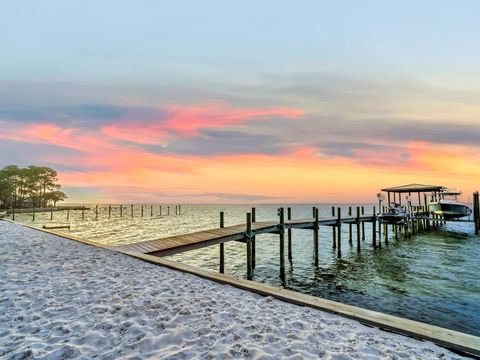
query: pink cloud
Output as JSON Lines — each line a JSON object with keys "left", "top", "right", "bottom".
{"left": 101, "top": 102, "right": 304, "bottom": 144}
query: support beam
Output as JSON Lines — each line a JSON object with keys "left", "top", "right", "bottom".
{"left": 372, "top": 206, "right": 377, "bottom": 248}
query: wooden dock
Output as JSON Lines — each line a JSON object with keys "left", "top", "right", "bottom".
{"left": 111, "top": 215, "right": 375, "bottom": 257}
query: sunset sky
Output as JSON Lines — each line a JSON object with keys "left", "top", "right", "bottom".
{"left": 1, "top": 1, "right": 480, "bottom": 203}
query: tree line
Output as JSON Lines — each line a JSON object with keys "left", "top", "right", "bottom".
{"left": 0, "top": 165, "right": 67, "bottom": 209}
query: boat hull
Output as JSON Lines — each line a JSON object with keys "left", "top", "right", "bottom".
{"left": 428, "top": 202, "right": 472, "bottom": 219}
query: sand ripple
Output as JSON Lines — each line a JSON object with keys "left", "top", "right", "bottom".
{"left": 0, "top": 221, "right": 465, "bottom": 359}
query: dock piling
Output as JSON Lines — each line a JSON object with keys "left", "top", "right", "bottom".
{"left": 120, "top": 205, "right": 123, "bottom": 218}
{"left": 332, "top": 206, "right": 337, "bottom": 249}
{"left": 287, "top": 207, "right": 292, "bottom": 263}
{"left": 372, "top": 206, "right": 377, "bottom": 248}
{"left": 356, "top": 207, "right": 361, "bottom": 253}
{"left": 131, "top": 204, "right": 134, "bottom": 217}
{"left": 348, "top": 206, "right": 352, "bottom": 245}
{"left": 220, "top": 211, "right": 225, "bottom": 274}
{"left": 361, "top": 206, "right": 365, "bottom": 241}
{"left": 474, "top": 192, "right": 479, "bottom": 235}
{"left": 95, "top": 204, "right": 98, "bottom": 220}
{"left": 337, "top": 207, "right": 342, "bottom": 259}
{"left": 313, "top": 207, "right": 319, "bottom": 266}
{"left": 251, "top": 207, "right": 256, "bottom": 269}
{"left": 278, "top": 207, "right": 286, "bottom": 282}
{"left": 108, "top": 205, "right": 111, "bottom": 219}
{"left": 246, "top": 213, "right": 253, "bottom": 280}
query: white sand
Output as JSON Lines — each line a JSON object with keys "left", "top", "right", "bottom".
{"left": 0, "top": 221, "right": 466, "bottom": 359}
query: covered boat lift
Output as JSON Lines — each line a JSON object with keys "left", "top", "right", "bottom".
{"left": 380, "top": 183, "right": 446, "bottom": 210}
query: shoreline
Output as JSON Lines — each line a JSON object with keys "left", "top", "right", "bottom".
{"left": 0, "top": 220, "right": 477, "bottom": 358}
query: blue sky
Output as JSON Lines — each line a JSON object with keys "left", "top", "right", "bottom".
{"left": 2, "top": 1, "right": 480, "bottom": 85}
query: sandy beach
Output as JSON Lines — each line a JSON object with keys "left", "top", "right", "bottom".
{"left": 0, "top": 221, "right": 466, "bottom": 359}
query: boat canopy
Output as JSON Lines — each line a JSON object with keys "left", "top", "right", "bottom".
{"left": 381, "top": 184, "right": 446, "bottom": 194}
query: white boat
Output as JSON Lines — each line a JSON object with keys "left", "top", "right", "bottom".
{"left": 428, "top": 190, "right": 472, "bottom": 219}
{"left": 378, "top": 204, "right": 408, "bottom": 223}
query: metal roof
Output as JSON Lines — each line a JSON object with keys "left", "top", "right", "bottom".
{"left": 381, "top": 183, "right": 446, "bottom": 193}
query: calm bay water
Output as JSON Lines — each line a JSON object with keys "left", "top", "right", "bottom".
{"left": 12, "top": 203, "right": 480, "bottom": 336}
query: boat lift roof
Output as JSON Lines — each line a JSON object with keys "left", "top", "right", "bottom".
{"left": 381, "top": 184, "right": 446, "bottom": 194}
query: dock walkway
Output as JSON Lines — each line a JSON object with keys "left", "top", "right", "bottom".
{"left": 111, "top": 215, "right": 375, "bottom": 257}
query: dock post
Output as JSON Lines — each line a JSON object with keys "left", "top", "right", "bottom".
{"left": 151, "top": 205, "right": 153, "bottom": 217}
{"left": 372, "top": 206, "right": 377, "bottom": 248}
{"left": 120, "top": 205, "right": 123, "bottom": 218}
{"left": 337, "top": 207, "right": 342, "bottom": 258}
{"left": 108, "top": 205, "right": 111, "bottom": 219}
{"left": 220, "top": 211, "right": 225, "bottom": 274}
{"left": 246, "top": 213, "right": 253, "bottom": 280}
{"left": 332, "top": 206, "right": 337, "bottom": 249}
{"left": 32, "top": 209, "right": 35, "bottom": 222}
{"left": 12, "top": 208, "right": 15, "bottom": 221}
{"left": 95, "top": 204, "right": 98, "bottom": 220}
{"left": 361, "top": 206, "right": 365, "bottom": 241}
{"left": 131, "top": 204, "right": 134, "bottom": 217}
{"left": 278, "top": 207, "right": 286, "bottom": 282}
{"left": 167, "top": 206, "right": 170, "bottom": 216}
{"left": 348, "top": 206, "right": 352, "bottom": 245}
{"left": 82, "top": 206, "right": 85, "bottom": 220}
{"left": 355, "top": 207, "right": 361, "bottom": 253}
{"left": 66, "top": 209, "right": 69, "bottom": 221}
{"left": 287, "top": 207, "right": 292, "bottom": 263}
{"left": 141, "top": 205, "right": 144, "bottom": 217}
{"left": 474, "top": 192, "right": 479, "bottom": 235}
{"left": 384, "top": 221, "right": 389, "bottom": 245}
{"left": 251, "top": 207, "right": 256, "bottom": 269}
{"left": 179, "top": 205, "right": 181, "bottom": 215}
{"left": 51, "top": 208, "right": 53, "bottom": 221}
{"left": 313, "top": 207, "right": 319, "bottom": 266}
